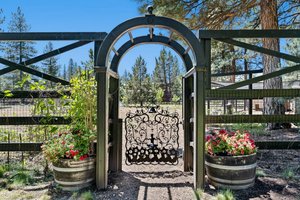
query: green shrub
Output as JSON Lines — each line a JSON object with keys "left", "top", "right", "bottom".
{"left": 282, "top": 168, "right": 295, "bottom": 180}
{"left": 0, "top": 165, "right": 9, "bottom": 178}
{"left": 11, "top": 171, "right": 34, "bottom": 186}
{"left": 231, "top": 123, "right": 266, "bottom": 135}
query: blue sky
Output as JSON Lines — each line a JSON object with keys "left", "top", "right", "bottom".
{"left": 1, "top": 0, "right": 183, "bottom": 76}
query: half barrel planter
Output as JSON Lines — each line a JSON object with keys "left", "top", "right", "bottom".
{"left": 52, "top": 157, "right": 95, "bottom": 191}
{"left": 205, "top": 153, "right": 256, "bottom": 190}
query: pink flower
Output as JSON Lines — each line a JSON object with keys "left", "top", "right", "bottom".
{"left": 205, "top": 129, "right": 256, "bottom": 156}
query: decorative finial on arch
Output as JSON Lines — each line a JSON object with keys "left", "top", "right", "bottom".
{"left": 147, "top": 5, "right": 154, "bottom": 15}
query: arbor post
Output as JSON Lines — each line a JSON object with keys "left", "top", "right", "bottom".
{"left": 194, "top": 67, "right": 206, "bottom": 189}
{"left": 95, "top": 67, "right": 109, "bottom": 189}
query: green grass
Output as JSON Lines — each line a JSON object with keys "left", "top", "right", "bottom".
{"left": 229, "top": 123, "right": 266, "bottom": 135}
{"left": 79, "top": 191, "right": 94, "bottom": 200}
{"left": 256, "top": 169, "right": 267, "bottom": 177}
{"left": 282, "top": 168, "right": 295, "bottom": 180}
{"left": 194, "top": 189, "right": 203, "bottom": 200}
{"left": 216, "top": 189, "right": 235, "bottom": 200}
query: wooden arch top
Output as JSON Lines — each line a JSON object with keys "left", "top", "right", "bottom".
{"left": 95, "top": 13, "right": 203, "bottom": 72}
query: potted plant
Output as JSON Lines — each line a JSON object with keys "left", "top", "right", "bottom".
{"left": 42, "top": 127, "right": 96, "bottom": 191}
{"left": 41, "top": 71, "right": 96, "bottom": 191}
{"left": 205, "top": 129, "right": 257, "bottom": 190}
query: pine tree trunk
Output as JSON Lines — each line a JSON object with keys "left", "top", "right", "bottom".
{"left": 295, "top": 98, "right": 300, "bottom": 114}
{"left": 260, "top": 0, "right": 284, "bottom": 130}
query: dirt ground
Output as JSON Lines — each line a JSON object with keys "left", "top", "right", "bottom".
{"left": 0, "top": 106, "right": 299, "bottom": 199}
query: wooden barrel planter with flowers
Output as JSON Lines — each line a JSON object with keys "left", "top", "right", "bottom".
{"left": 205, "top": 129, "right": 257, "bottom": 190}
{"left": 205, "top": 153, "right": 257, "bottom": 190}
{"left": 53, "top": 157, "right": 95, "bottom": 191}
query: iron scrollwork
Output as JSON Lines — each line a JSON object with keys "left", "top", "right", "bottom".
{"left": 125, "top": 108, "right": 179, "bottom": 165}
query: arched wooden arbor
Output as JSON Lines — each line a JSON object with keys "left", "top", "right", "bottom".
{"left": 0, "top": 5, "right": 299, "bottom": 194}
{"left": 94, "top": 11, "right": 207, "bottom": 189}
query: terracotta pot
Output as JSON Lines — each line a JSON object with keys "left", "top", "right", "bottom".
{"left": 205, "top": 153, "right": 256, "bottom": 190}
{"left": 53, "top": 157, "right": 95, "bottom": 191}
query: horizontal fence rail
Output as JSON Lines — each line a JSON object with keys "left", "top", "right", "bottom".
{"left": 219, "top": 64, "right": 300, "bottom": 90}
{"left": 211, "top": 69, "right": 262, "bottom": 77}
{"left": 0, "top": 117, "right": 71, "bottom": 125}
{"left": 256, "top": 141, "right": 300, "bottom": 149}
{"left": 0, "top": 32, "right": 107, "bottom": 41}
{"left": 206, "top": 115, "right": 300, "bottom": 124}
{"left": 0, "top": 143, "right": 43, "bottom": 151}
{"left": 198, "top": 29, "right": 300, "bottom": 38}
{"left": 0, "top": 91, "right": 70, "bottom": 98}
{"left": 206, "top": 89, "right": 300, "bottom": 99}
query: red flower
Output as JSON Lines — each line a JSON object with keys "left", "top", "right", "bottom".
{"left": 70, "top": 150, "right": 79, "bottom": 157}
{"left": 219, "top": 129, "right": 226, "bottom": 134}
{"left": 206, "top": 135, "right": 212, "bottom": 141}
{"left": 79, "top": 154, "right": 88, "bottom": 161}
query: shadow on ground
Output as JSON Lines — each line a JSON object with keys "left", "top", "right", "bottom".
{"left": 94, "top": 170, "right": 194, "bottom": 200}
{"left": 205, "top": 176, "right": 300, "bottom": 200}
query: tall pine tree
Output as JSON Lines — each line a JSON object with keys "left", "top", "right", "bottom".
{"left": 81, "top": 49, "right": 94, "bottom": 72}
{"left": 0, "top": 9, "right": 5, "bottom": 83}
{"left": 62, "top": 64, "right": 67, "bottom": 80}
{"left": 153, "top": 48, "right": 181, "bottom": 102}
{"left": 67, "top": 58, "right": 76, "bottom": 80}
{"left": 261, "top": 0, "right": 284, "bottom": 129}
{"left": 0, "top": 9, "right": 4, "bottom": 31}
{"left": 120, "top": 70, "right": 130, "bottom": 105}
{"left": 5, "top": 7, "right": 36, "bottom": 88}
{"left": 41, "top": 42, "right": 59, "bottom": 85}
{"left": 0, "top": 9, "right": 5, "bottom": 52}
{"left": 126, "top": 56, "right": 154, "bottom": 106}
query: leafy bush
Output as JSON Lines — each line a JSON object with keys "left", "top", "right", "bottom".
{"left": 0, "top": 165, "right": 9, "bottom": 178}
{"left": 11, "top": 171, "right": 34, "bottom": 186}
{"left": 41, "top": 71, "right": 96, "bottom": 163}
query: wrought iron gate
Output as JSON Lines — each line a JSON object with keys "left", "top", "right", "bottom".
{"left": 125, "top": 108, "right": 180, "bottom": 165}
